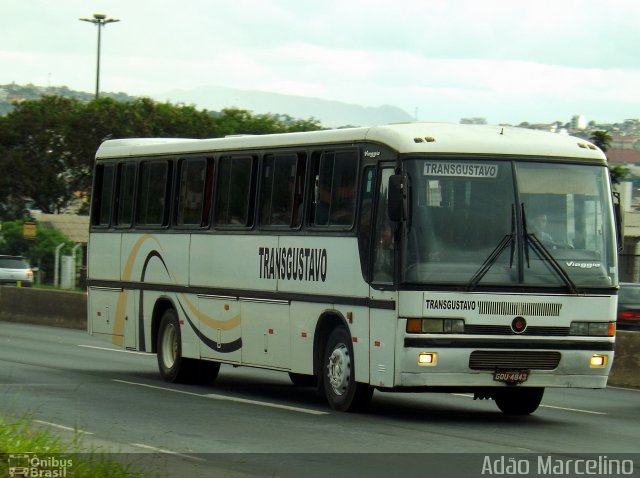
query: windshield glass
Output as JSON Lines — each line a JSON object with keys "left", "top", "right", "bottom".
{"left": 401, "top": 158, "right": 617, "bottom": 289}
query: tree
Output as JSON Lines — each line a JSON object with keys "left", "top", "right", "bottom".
{"left": 610, "top": 165, "right": 630, "bottom": 185}
{"left": 588, "top": 130, "right": 627, "bottom": 185}
{"left": 210, "top": 108, "right": 322, "bottom": 136}
{"left": 0, "top": 96, "right": 79, "bottom": 216}
{"left": 0, "top": 96, "right": 323, "bottom": 221}
{"left": 589, "top": 130, "right": 612, "bottom": 152}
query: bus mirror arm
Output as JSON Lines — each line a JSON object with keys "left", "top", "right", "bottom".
{"left": 388, "top": 174, "right": 405, "bottom": 222}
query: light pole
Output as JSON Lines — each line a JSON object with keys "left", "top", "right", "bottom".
{"left": 79, "top": 13, "right": 120, "bottom": 99}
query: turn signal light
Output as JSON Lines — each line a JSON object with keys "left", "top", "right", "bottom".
{"left": 406, "top": 318, "right": 464, "bottom": 334}
{"left": 569, "top": 321, "right": 615, "bottom": 337}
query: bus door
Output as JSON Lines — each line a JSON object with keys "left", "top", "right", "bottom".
{"left": 359, "top": 162, "right": 397, "bottom": 387}
{"left": 367, "top": 165, "right": 398, "bottom": 388}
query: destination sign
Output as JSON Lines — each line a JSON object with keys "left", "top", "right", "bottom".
{"left": 424, "top": 162, "right": 499, "bottom": 178}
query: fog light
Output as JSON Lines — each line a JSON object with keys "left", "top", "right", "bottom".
{"left": 418, "top": 352, "right": 437, "bottom": 366}
{"left": 590, "top": 354, "right": 608, "bottom": 368}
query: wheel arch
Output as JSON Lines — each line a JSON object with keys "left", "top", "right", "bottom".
{"left": 313, "top": 309, "right": 350, "bottom": 377}
{"left": 150, "top": 296, "right": 177, "bottom": 354}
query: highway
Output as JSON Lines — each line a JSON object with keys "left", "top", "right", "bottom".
{"left": 1, "top": 321, "right": 639, "bottom": 477}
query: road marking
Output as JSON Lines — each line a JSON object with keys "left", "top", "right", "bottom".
{"left": 452, "top": 393, "right": 474, "bottom": 398}
{"left": 78, "top": 345, "right": 151, "bottom": 356}
{"left": 34, "top": 420, "right": 94, "bottom": 435}
{"left": 131, "top": 443, "right": 205, "bottom": 462}
{"left": 539, "top": 404, "right": 607, "bottom": 415}
{"left": 113, "top": 379, "right": 328, "bottom": 416}
{"left": 451, "top": 393, "right": 607, "bottom": 415}
{"left": 608, "top": 386, "right": 640, "bottom": 392}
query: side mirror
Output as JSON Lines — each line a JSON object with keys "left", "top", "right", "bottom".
{"left": 388, "top": 174, "right": 404, "bottom": 222}
{"left": 613, "top": 191, "right": 624, "bottom": 252}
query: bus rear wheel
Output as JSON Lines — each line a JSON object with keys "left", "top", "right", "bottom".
{"left": 322, "top": 326, "right": 373, "bottom": 412}
{"left": 157, "top": 308, "right": 220, "bottom": 385}
{"left": 494, "top": 387, "right": 544, "bottom": 415}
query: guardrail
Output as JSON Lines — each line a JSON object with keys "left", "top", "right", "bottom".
{"left": 0, "top": 286, "right": 637, "bottom": 388}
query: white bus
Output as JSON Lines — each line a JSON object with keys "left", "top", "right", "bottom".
{"left": 88, "top": 123, "right": 620, "bottom": 415}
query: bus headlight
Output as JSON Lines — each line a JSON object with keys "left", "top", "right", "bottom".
{"left": 569, "top": 321, "right": 615, "bottom": 337}
{"left": 407, "top": 318, "right": 464, "bottom": 334}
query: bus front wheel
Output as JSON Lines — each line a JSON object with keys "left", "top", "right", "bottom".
{"left": 494, "top": 387, "right": 544, "bottom": 415}
{"left": 157, "top": 308, "right": 220, "bottom": 384}
{"left": 322, "top": 326, "right": 373, "bottom": 412}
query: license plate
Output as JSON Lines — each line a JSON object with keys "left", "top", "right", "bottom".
{"left": 493, "top": 370, "right": 529, "bottom": 384}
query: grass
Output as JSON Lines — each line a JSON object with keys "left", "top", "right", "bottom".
{"left": 0, "top": 415, "right": 148, "bottom": 477}
{"left": 32, "top": 283, "right": 86, "bottom": 294}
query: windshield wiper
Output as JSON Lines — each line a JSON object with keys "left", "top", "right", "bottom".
{"left": 521, "top": 204, "right": 579, "bottom": 295}
{"left": 467, "top": 205, "right": 516, "bottom": 291}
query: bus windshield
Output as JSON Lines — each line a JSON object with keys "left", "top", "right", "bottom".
{"left": 401, "top": 158, "right": 617, "bottom": 289}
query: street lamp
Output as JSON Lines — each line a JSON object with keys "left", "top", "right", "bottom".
{"left": 79, "top": 13, "right": 120, "bottom": 99}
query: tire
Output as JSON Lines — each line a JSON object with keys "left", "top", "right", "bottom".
{"left": 288, "top": 372, "right": 318, "bottom": 387}
{"left": 494, "top": 387, "right": 544, "bottom": 415}
{"left": 322, "top": 326, "right": 373, "bottom": 412}
{"left": 157, "top": 308, "right": 220, "bottom": 384}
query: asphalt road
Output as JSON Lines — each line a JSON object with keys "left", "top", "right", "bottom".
{"left": 1, "top": 321, "right": 639, "bottom": 477}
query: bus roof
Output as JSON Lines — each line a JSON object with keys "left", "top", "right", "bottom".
{"left": 95, "top": 122, "right": 606, "bottom": 161}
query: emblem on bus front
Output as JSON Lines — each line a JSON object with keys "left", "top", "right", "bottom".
{"left": 511, "top": 316, "right": 527, "bottom": 334}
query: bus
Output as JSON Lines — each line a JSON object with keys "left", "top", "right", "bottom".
{"left": 87, "top": 122, "right": 620, "bottom": 415}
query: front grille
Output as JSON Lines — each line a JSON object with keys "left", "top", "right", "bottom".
{"left": 477, "top": 301, "right": 562, "bottom": 317}
{"left": 464, "top": 325, "right": 570, "bottom": 336}
{"left": 469, "top": 350, "right": 561, "bottom": 370}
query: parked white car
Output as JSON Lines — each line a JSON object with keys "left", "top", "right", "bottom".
{"left": 0, "top": 255, "right": 33, "bottom": 286}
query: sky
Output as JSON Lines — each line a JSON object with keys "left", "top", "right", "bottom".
{"left": 1, "top": 0, "right": 639, "bottom": 125}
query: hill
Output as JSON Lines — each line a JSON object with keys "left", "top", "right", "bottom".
{"left": 153, "top": 85, "right": 413, "bottom": 127}
{"left": 0, "top": 83, "right": 414, "bottom": 128}
{"left": 0, "top": 83, "right": 135, "bottom": 116}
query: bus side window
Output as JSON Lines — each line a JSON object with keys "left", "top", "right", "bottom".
{"left": 311, "top": 150, "right": 358, "bottom": 227}
{"left": 137, "top": 160, "right": 171, "bottom": 227}
{"left": 92, "top": 163, "right": 115, "bottom": 227}
{"left": 214, "top": 155, "right": 255, "bottom": 226}
{"left": 260, "top": 153, "right": 300, "bottom": 227}
{"left": 115, "top": 162, "right": 136, "bottom": 228}
{"left": 177, "top": 158, "right": 209, "bottom": 228}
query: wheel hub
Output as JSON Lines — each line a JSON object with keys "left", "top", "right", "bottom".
{"left": 161, "top": 323, "right": 177, "bottom": 369}
{"left": 327, "top": 343, "right": 351, "bottom": 396}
